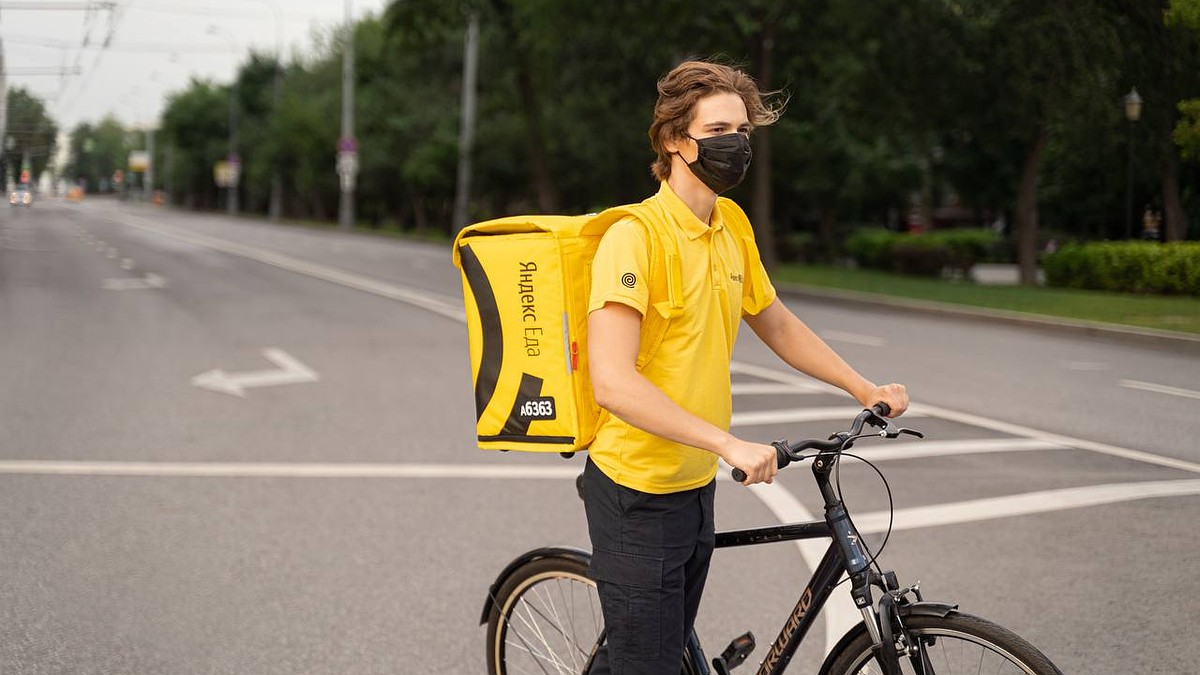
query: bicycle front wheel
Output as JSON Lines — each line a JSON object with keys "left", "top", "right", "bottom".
{"left": 485, "top": 554, "right": 603, "bottom": 675}
{"left": 822, "top": 612, "right": 1064, "bottom": 675}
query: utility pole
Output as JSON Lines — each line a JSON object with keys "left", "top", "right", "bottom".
{"left": 143, "top": 127, "right": 154, "bottom": 200}
{"left": 452, "top": 12, "right": 480, "bottom": 234}
{"left": 337, "top": 0, "right": 357, "bottom": 231}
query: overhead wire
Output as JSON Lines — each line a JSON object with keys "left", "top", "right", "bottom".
{"left": 55, "top": 0, "right": 127, "bottom": 123}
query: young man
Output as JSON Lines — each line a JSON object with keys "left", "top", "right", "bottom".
{"left": 582, "top": 60, "right": 909, "bottom": 674}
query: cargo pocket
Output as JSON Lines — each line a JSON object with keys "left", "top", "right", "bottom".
{"left": 588, "top": 548, "right": 664, "bottom": 662}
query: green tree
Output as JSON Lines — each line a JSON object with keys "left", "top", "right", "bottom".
{"left": 1116, "top": 0, "right": 1199, "bottom": 242}
{"left": 954, "top": 0, "right": 1122, "bottom": 283}
{"left": 5, "top": 87, "right": 58, "bottom": 185}
{"left": 233, "top": 51, "right": 284, "bottom": 214}
{"left": 63, "top": 116, "right": 128, "bottom": 192}
{"left": 1167, "top": 0, "right": 1200, "bottom": 239}
{"left": 160, "top": 79, "right": 231, "bottom": 209}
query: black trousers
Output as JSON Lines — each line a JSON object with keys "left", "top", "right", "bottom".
{"left": 582, "top": 457, "right": 716, "bottom": 675}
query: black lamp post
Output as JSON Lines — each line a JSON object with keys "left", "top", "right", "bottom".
{"left": 1123, "top": 87, "right": 1142, "bottom": 240}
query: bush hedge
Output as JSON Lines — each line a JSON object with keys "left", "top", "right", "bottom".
{"left": 844, "top": 228, "right": 1001, "bottom": 277}
{"left": 1043, "top": 241, "right": 1200, "bottom": 296}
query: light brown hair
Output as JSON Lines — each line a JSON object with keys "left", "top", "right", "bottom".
{"left": 648, "top": 60, "right": 783, "bottom": 181}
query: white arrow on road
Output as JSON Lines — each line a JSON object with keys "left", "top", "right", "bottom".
{"left": 191, "top": 348, "right": 319, "bottom": 398}
{"left": 102, "top": 273, "right": 166, "bottom": 290}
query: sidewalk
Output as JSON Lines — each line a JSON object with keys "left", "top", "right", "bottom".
{"left": 775, "top": 281, "right": 1200, "bottom": 354}
{"left": 970, "top": 263, "right": 1045, "bottom": 286}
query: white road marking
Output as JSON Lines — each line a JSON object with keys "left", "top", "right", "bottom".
{"left": 106, "top": 247, "right": 118, "bottom": 259}
{"left": 191, "top": 348, "right": 319, "bottom": 398}
{"left": 820, "top": 330, "right": 886, "bottom": 347}
{"left": 851, "top": 479, "right": 1200, "bottom": 534}
{"left": 1119, "top": 379, "right": 1200, "bottom": 401}
{"left": 101, "top": 273, "right": 166, "bottom": 290}
{"left": 729, "top": 361, "right": 826, "bottom": 392}
{"left": 738, "top": 466, "right": 859, "bottom": 655}
{"left": 100, "top": 212, "right": 1200, "bottom": 649}
{"left": 120, "top": 215, "right": 465, "bottom": 322}
{"left": 120, "top": 258, "right": 134, "bottom": 270}
{"left": 908, "top": 402, "right": 1200, "bottom": 475}
{"left": 847, "top": 438, "right": 1063, "bottom": 462}
{"left": 731, "top": 407, "right": 927, "bottom": 428}
{"left": 1061, "top": 361, "right": 1110, "bottom": 372}
{"left": 730, "top": 382, "right": 823, "bottom": 396}
{"left": 0, "top": 460, "right": 580, "bottom": 480}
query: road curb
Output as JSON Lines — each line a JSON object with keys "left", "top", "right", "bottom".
{"left": 776, "top": 283, "right": 1200, "bottom": 354}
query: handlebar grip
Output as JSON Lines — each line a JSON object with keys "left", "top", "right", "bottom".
{"left": 871, "top": 402, "right": 892, "bottom": 417}
{"left": 731, "top": 441, "right": 792, "bottom": 483}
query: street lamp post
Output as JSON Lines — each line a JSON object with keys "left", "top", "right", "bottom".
{"left": 337, "top": 0, "right": 357, "bottom": 231}
{"left": 208, "top": 25, "right": 240, "bottom": 215}
{"left": 1123, "top": 87, "right": 1142, "bottom": 240}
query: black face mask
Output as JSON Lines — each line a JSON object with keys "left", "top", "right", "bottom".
{"left": 684, "top": 132, "right": 752, "bottom": 194}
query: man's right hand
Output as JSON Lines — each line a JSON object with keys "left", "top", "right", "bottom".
{"left": 719, "top": 438, "right": 778, "bottom": 485}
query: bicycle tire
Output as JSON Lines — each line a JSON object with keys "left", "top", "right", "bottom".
{"left": 820, "top": 612, "right": 1064, "bottom": 675}
{"left": 485, "top": 554, "right": 604, "bottom": 675}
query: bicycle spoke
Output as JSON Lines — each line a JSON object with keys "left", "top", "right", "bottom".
{"left": 516, "top": 595, "right": 571, "bottom": 673}
{"left": 532, "top": 581, "right": 591, "bottom": 662}
{"left": 499, "top": 573, "right": 603, "bottom": 675}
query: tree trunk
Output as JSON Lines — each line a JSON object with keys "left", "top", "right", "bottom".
{"left": 490, "top": 0, "right": 556, "bottom": 212}
{"left": 1016, "top": 128, "right": 1049, "bottom": 286}
{"left": 412, "top": 190, "right": 429, "bottom": 233}
{"left": 750, "top": 19, "right": 778, "bottom": 270}
{"left": 1161, "top": 151, "right": 1187, "bottom": 242}
{"left": 818, "top": 205, "right": 836, "bottom": 261}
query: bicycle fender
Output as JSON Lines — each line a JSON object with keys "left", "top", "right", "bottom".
{"left": 816, "top": 601, "right": 959, "bottom": 675}
{"left": 900, "top": 600, "right": 958, "bottom": 618}
{"left": 479, "top": 546, "right": 592, "bottom": 625}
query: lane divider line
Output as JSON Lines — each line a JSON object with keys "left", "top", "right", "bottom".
{"left": 730, "top": 382, "right": 826, "bottom": 396}
{"left": 847, "top": 438, "right": 1063, "bottom": 462}
{"left": 1119, "top": 379, "right": 1200, "bottom": 401}
{"left": 0, "top": 460, "right": 581, "bottom": 479}
{"left": 118, "top": 214, "right": 465, "bottom": 322}
{"left": 731, "top": 406, "right": 927, "bottom": 428}
{"left": 851, "top": 478, "right": 1200, "bottom": 534}
{"left": 905, "top": 402, "right": 1200, "bottom": 475}
{"left": 819, "top": 330, "right": 887, "bottom": 347}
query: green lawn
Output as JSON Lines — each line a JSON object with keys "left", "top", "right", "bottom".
{"left": 773, "top": 264, "right": 1200, "bottom": 334}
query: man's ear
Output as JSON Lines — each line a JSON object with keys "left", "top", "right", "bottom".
{"left": 663, "top": 133, "right": 689, "bottom": 158}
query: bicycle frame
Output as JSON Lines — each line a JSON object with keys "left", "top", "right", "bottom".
{"left": 705, "top": 450, "right": 885, "bottom": 675}
{"left": 713, "top": 521, "right": 845, "bottom": 675}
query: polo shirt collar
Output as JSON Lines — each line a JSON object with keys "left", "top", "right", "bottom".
{"left": 655, "top": 181, "right": 723, "bottom": 239}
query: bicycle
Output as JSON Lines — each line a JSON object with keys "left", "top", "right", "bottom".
{"left": 481, "top": 404, "right": 1065, "bottom": 675}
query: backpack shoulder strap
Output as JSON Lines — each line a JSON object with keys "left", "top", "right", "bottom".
{"left": 596, "top": 201, "right": 683, "bottom": 368}
{"left": 716, "top": 197, "right": 770, "bottom": 310}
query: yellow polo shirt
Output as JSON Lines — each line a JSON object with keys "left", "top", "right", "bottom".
{"left": 587, "top": 181, "right": 776, "bottom": 493}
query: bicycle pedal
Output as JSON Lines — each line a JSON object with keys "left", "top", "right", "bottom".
{"left": 712, "top": 631, "right": 755, "bottom": 673}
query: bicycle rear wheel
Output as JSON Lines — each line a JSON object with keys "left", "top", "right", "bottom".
{"left": 821, "top": 612, "right": 1063, "bottom": 675}
{"left": 485, "top": 554, "right": 603, "bottom": 675}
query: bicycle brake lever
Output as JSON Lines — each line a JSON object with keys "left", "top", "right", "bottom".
{"left": 898, "top": 428, "right": 924, "bottom": 439}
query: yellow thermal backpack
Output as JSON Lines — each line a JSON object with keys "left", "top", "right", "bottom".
{"left": 451, "top": 201, "right": 683, "bottom": 454}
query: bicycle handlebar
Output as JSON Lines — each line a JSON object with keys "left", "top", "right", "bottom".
{"left": 730, "top": 403, "right": 900, "bottom": 484}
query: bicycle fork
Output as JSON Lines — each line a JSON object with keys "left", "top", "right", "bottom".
{"left": 816, "top": 454, "right": 929, "bottom": 675}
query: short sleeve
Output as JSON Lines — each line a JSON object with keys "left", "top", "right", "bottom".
{"left": 589, "top": 216, "right": 651, "bottom": 316}
{"left": 741, "top": 234, "right": 777, "bottom": 316}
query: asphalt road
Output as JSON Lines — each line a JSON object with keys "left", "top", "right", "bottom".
{"left": 1, "top": 198, "right": 1197, "bottom": 674}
